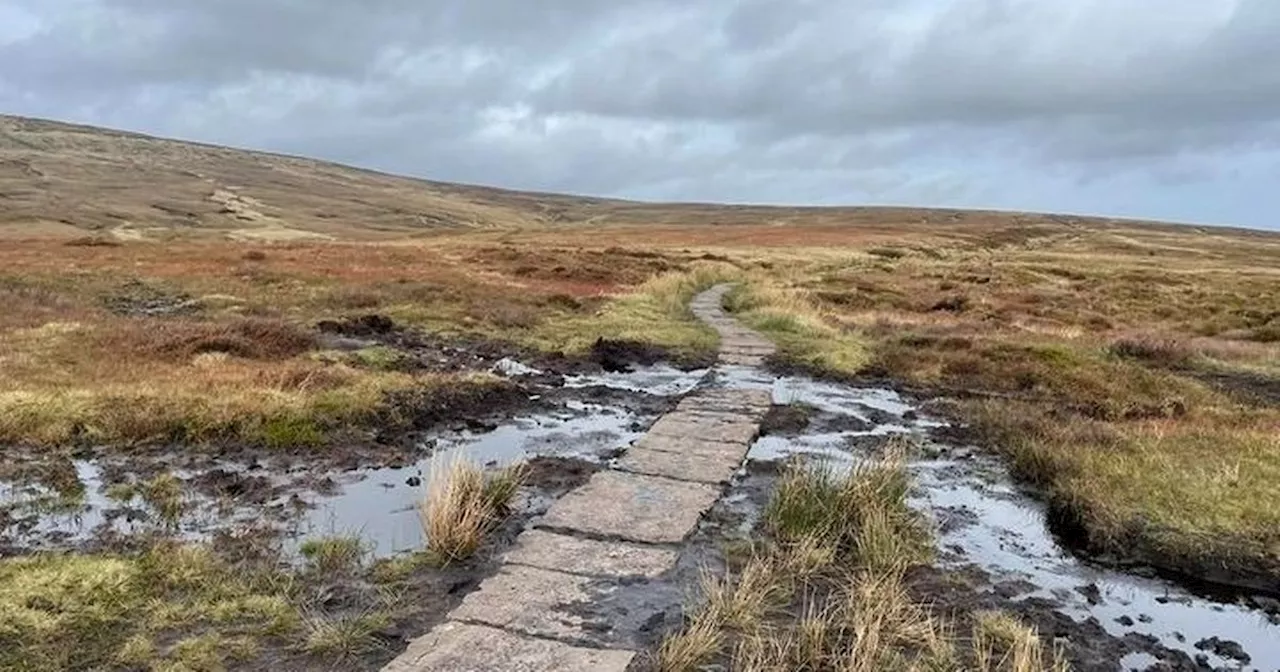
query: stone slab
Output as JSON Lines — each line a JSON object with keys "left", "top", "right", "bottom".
{"left": 505, "top": 529, "right": 677, "bottom": 578}
{"left": 616, "top": 446, "right": 744, "bottom": 484}
{"left": 721, "top": 353, "right": 767, "bottom": 366}
{"left": 631, "top": 433, "right": 751, "bottom": 460}
{"left": 382, "top": 621, "right": 633, "bottom": 672}
{"left": 721, "top": 343, "right": 776, "bottom": 353}
{"left": 451, "top": 565, "right": 610, "bottom": 640}
{"left": 647, "top": 413, "right": 759, "bottom": 444}
{"left": 680, "top": 388, "right": 773, "bottom": 408}
{"left": 539, "top": 470, "right": 721, "bottom": 543}
{"left": 677, "top": 393, "right": 767, "bottom": 409}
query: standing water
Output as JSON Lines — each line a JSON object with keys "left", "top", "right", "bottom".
{"left": 709, "top": 365, "right": 1280, "bottom": 670}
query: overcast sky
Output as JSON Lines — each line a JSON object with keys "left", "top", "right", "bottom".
{"left": 2, "top": 1, "right": 1278, "bottom": 230}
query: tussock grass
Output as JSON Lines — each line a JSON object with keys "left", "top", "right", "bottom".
{"left": 654, "top": 455, "right": 1067, "bottom": 672}
{"left": 655, "top": 609, "right": 724, "bottom": 672}
{"left": 301, "top": 608, "right": 391, "bottom": 658}
{"left": 140, "top": 472, "right": 186, "bottom": 527}
{"left": 973, "top": 611, "right": 1069, "bottom": 672}
{"left": 418, "top": 454, "right": 527, "bottom": 564}
{"left": 765, "top": 449, "right": 932, "bottom": 570}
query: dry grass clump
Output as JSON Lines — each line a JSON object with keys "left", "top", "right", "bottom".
{"left": 973, "top": 611, "right": 1070, "bottom": 672}
{"left": 111, "top": 317, "right": 319, "bottom": 361}
{"left": 655, "top": 454, "right": 1066, "bottom": 671}
{"left": 417, "top": 454, "right": 527, "bottom": 564}
{"left": 1106, "top": 334, "right": 1193, "bottom": 367}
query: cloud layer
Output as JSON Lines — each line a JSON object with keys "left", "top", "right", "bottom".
{"left": 3, "top": 0, "right": 1278, "bottom": 229}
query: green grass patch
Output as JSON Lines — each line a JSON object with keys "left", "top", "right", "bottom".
{"left": 725, "top": 279, "right": 870, "bottom": 375}
{"left": 526, "top": 264, "right": 741, "bottom": 359}
{"left": 0, "top": 544, "right": 298, "bottom": 672}
{"left": 765, "top": 451, "right": 932, "bottom": 571}
{"left": 299, "top": 536, "right": 365, "bottom": 574}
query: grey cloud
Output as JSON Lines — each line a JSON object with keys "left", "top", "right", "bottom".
{"left": 1, "top": 0, "right": 1279, "bottom": 228}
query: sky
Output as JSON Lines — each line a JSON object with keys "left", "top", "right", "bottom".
{"left": 2, "top": 0, "right": 1278, "bottom": 231}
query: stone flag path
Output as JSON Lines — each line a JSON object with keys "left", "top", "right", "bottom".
{"left": 383, "top": 284, "right": 775, "bottom": 671}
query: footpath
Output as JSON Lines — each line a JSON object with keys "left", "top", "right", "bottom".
{"left": 383, "top": 284, "right": 776, "bottom": 671}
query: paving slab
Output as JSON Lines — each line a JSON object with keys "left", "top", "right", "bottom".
{"left": 539, "top": 470, "right": 721, "bottom": 543}
{"left": 451, "top": 565, "right": 611, "bottom": 640}
{"left": 505, "top": 529, "right": 677, "bottom": 578}
{"left": 722, "top": 344, "right": 776, "bottom": 354}
{"left": 382, "top": 621, "right": 633, "bottom": 672}
{"left": 616, "top": 446, "right": 743, "bottom": 484}
{"left": 646, "top": 413, "right": 759, "bottom": 444}
{"left": 678, "top": 391, "right": 769, "bottom": 407}
{"left": 630, "top": 433, "right": 751, "bottom": 460}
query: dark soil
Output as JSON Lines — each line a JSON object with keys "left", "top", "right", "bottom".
{"left": 902, "top": 564, "right": 1211, "bottom": 671}
{"left": 758, "top": 402, "right": 815, "bottom": 436}
{"left": 1180, "top": 367, "right": 1280, "bottom": 407}
{"left": 312, "top": 313, "right": 713, "bottom": 376}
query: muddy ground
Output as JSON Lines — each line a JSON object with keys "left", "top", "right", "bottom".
{"left": 4, "top": 321, "right": 1278, "bottom": 671}
{"left": 0, "top": 318, "right": 707, "bottom": 669}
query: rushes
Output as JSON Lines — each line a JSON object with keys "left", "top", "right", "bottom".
{"left": 417, "top": 453, "right": 527, "bottom": 564}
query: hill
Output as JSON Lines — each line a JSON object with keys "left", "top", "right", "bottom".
{"left": 2, "top": 114, "right": 1257, "bottom": 243}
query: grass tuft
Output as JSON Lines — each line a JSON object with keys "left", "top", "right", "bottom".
{"left": 301, "top": 608, "right": 391, "bottom": 658}
{"left": 417, "top": 454, "right": 527, "bottom": 564}
{"left": 973, "top": 611, "right": 1069, "bottom": 672}
{"left": 764, "top": 450, "right": 931, "bottom": 569}
{"left": 652, "top": 450, "right": 1072, "bottom": 671}
{"left": 299, "top": 536, "right": 365, "bottom": 575}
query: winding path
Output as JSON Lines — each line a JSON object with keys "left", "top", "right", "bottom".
{"left": 382, "top": 284, "right": 776, "bottom": 672}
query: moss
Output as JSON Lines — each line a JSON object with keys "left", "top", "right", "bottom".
{"left": 350, "top": 346, "right": 406, "bottom": 371}
{"left": 256, "top": 414, "right": 325, "bottom": 449}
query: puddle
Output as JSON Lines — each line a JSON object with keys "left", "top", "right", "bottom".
{"left": 1119, "top": 652, "right": 1161, "bottom": 671}
{"left": 564, "top": 364, "right": 708, "bottom": 397}
{"left": 716, "top": 369, "right": 1280, "bottom": 670}
{"left": 293, "top": 403, "right": 650, "bottom": 557}
{"left": 913, "top": 458, "right": 1280, "bottom": 670}
{"left": 1, "top": 400, "right": 657, "bottom": 560}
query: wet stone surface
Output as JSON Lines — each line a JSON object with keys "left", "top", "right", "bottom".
{"left": 503, "top": 530, "right": 678, "bottom": 578}
{"left": 382, "top": 622, "right": 634, "bottom": 672}
{"left": 538, "top": 470, "right": 723, "bottom": 544}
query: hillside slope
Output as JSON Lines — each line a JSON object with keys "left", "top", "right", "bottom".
{"left": 4, "top": 114, "right": 1255, "bottom": 243}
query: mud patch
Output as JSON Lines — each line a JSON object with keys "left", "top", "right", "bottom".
{"left": 0, "top": 381, "right": 668, "bottom": 560}
{"left": 1182, "top": 367, "right": 1280, "bottom": 407}
{"left": 758, "top": 402, "right": 814, "bottom": 436}
{"left": 101, "top": 278, "right": 202, "bottom": 316}
{"left": 589, "top": 337, "right": 713, "bottom": 372}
